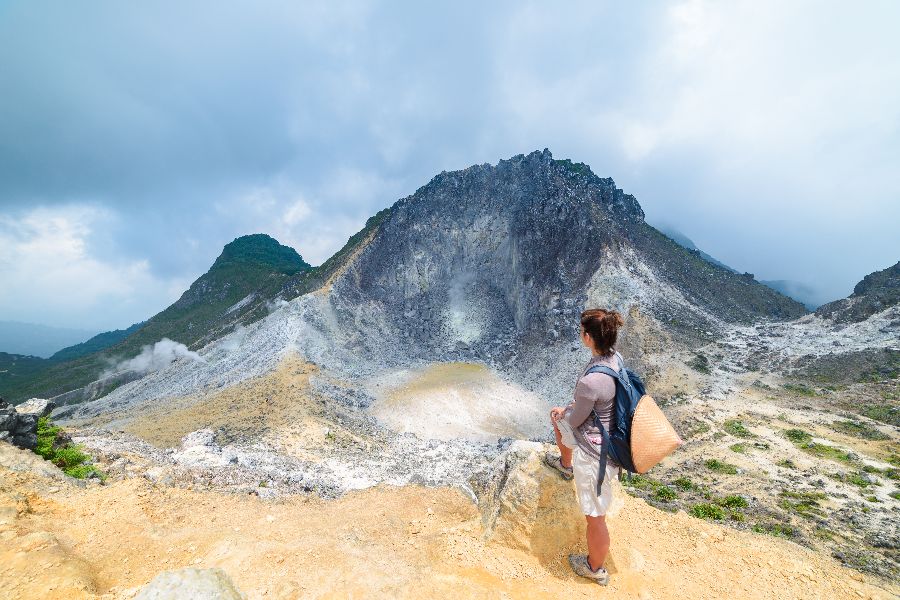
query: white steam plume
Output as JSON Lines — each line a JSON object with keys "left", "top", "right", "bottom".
{"left": 105, "top": 338, "right": 207, "bottom": 377}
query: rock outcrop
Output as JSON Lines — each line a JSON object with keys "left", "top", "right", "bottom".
{"left": 471, "top": 441, "right": 624, "bottom": 561}
{"left": 0, "top": 398, "right": 54, "bottom": 450}
{"left": 135, "top": 568, "right": 246, "bottom": 600}
{"left": 816, "top": 260, "right": 900, "bottom": 323}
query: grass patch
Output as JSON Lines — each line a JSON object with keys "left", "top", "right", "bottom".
{"left": 779, "top": 490, "right": 826, "bottom": 517}
{"left": 860, "top": 404, "right": 900, "bottom": 427}
{"left": 752, "top": 523, "right": 796, "bottom": 538}
{"left": 673, "top": 477, "right": 694, "bottom": 491}
{"left": 777, "top": 459, "right": 797, "bottom": 469}
{"left": 723, "top": 419, "right": 755, "bottom": 438}
{"left": 784, "top": 429, "right": 812, "bottom": 444}
{"left": 705, "top": 459, "right": 738, "bottom": 474}
{"left": 689, "top": 503, "right": 725, "bottom": 520}
{"left": 800, "top": 442, "right": 854, "bottom": 463}
{"left": 653, "top": 486, "right": 678, "bottom": 502}
{"left": 729, "top": 510, "right": 745, "bottom": 522}
{"left": 729, "top": 443, "right": 747, "bottom": 454}
{"left": 830, "top": 419, "right": 889, "bottom": 440}
{"left": 717, "top": 495, "right": 749, "bottom": 509}
{"left": 782, "top": 383, "right": 817, "bottom": 397}
{"left": 846, "top": 472, "right": 876, "bottom": 488}
{"left": 35, "top": 416, "right": 104, "bottom": 480}
{"left": 783, "top": 428, "right": 855, "bottom": 464}
{"left": 890, "top": 491, "right": 900, "bottom": 500}
{"left": 624, "top": 474, "right": 662, "bottom": 491}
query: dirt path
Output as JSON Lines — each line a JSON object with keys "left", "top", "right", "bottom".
{"left": 1, "top": 443, "right": 895, "bottom": 600}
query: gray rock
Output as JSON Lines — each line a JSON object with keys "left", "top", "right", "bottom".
{"left": 15, "top": 398, "right": 56, "bottom": 418}
{"left": 135, "top": 567, "right": 246, "bottom": 600}
{"left": 0, "top": 400, "right": 39, "bottom": 450}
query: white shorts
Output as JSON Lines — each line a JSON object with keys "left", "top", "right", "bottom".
{"left": 572, "top": 445, "right": 620, "bottom": 517}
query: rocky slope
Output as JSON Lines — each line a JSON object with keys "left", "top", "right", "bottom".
{"left": 817, "top": 260, "right": 900, "bottom": 323}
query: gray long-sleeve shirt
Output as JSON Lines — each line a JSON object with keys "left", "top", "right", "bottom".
{"left": 564, "top": 351, "right": 619, "bottom": 454}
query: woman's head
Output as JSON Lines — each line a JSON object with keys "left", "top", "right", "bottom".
{"left": 580, "top": 308, "right": 624, "bottom": 356}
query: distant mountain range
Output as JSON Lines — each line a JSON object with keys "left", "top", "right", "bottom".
{"left": 651, "top": 225, "right": 831, "bottom": 310}
{"left": 0, "top": 321, "right": 99, "bottom": 358}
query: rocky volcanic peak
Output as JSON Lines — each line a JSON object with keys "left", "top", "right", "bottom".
{"left": 61, "top": 150, "right": 814, "bottom": 417}
{"left": 816, "top": 260, "right": 900, "bottom": 323}
{"left": 323, "top": 149, "right": 806, "bottom": 376}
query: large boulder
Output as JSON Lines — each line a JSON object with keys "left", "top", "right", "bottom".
{"left": 135, "top": 567, "right": 246, "bottom": 600}
{"left": 15, "top": 398, "right": 56, "bottom": 418}
{"left": 470, "top": 440, "right": 624, "bottom": 561}
{"left": 0, "top": 399, "right": 39, "bottom": 450}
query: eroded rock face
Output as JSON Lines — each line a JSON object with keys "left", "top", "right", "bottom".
{"left": 470, "top": 440, "right": 624, "bottom": 561}
{"left": 135, "top": 567, "right": 246, "bottom": 600}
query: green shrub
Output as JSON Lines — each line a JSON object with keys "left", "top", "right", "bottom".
{"left": 705, "top": 459, "right": 738, "bottom": 474}
{"left": 690, "top": 503, "right": 725, "bottom": 520}
{"left": 729, "top": 443, "right": 747, "bottom": 454}
{"left": 33, "top": 416, "right": 104, "bottom": 480}
{"left": 673, "top": 477, "right": 694, "bottom": 491}
{"left": 782, "top": 383, "right": 817, "bottom": 397}
{"left": 889, "top": 490, "right": 900, "bottom": 500}
{"left": 626, "top": 474, "right": 662, "bottom": 491}
{"left": 800, "top": 442, "right": 854, "bottom": 463}
{"left": 717, "top": 495, "right": 749, "bottom": 509}
{"left": 861, "top": 405, "right": 899, "bottom": 427}
{"left": 729, "top": 510, "right": 745, "bottom": 522}
{"left": 830, "top": 420, "right": 889, "bottom": 441}
{"left": 846, "top": 472, "right": 875, "bottom": 488}
{"left": 653, "top": 486, "right": 678, "bottom": 502}
{"left": 776, "top": 459, "right": 797, "bottom": 469}
{"left": 723, "top": 419, "right": 755, "bottom": 438}
{"left": 778, "top": 490, "right": 826, "bottom": 517}
{"left": 784, "top": 429, "right": 812, "bottom": 444}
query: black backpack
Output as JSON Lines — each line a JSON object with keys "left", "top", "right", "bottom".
{"left": 583, "top": 353, "right": 646, "bottom": 493}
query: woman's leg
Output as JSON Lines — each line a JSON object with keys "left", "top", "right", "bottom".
{"left": 550, "top": 408, "right": 573, "bottom": 468}
{"left": 585, "top": 515, "right": 610, "bottom": 571}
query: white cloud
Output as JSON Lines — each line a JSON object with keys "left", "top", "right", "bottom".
{"left": 0, "top": 204, "right": 183, "bottom": 330}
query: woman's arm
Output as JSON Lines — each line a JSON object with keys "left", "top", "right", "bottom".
{"left": 564, "top": 378, "right": 595, "bottom": 429}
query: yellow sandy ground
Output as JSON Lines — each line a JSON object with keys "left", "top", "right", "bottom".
{"left": 0, "top": 442, "right": 895, "bottom": 600}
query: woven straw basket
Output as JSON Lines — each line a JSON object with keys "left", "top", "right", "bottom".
{"left": 631, "top": 395, "right": 683, "bottom": 473}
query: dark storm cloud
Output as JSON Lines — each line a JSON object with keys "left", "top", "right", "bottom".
{"left": 0, "top": 1, "right": 898, "bottom": 330}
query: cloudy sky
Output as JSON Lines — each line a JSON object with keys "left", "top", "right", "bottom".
{"left": 1, "top": 0, "right": 898, "bottom": 332}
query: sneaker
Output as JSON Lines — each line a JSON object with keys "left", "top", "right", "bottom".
{"left": 543, "top": 452, "right": 574, "bottom": 480}
{"left": 568, "top": 554, "right": 609, "bottom": 585}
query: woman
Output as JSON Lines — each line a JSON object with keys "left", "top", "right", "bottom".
{"left": 544, "top": 307, "right": 625, "bottom": 586}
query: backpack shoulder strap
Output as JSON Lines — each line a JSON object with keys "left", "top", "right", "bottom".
{"left": 584, "top": 364, "right": 619, "bottom": 378}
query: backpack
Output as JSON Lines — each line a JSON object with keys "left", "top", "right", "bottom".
{"left": 584, "top": 353, "right": 683, "bottom": 493}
